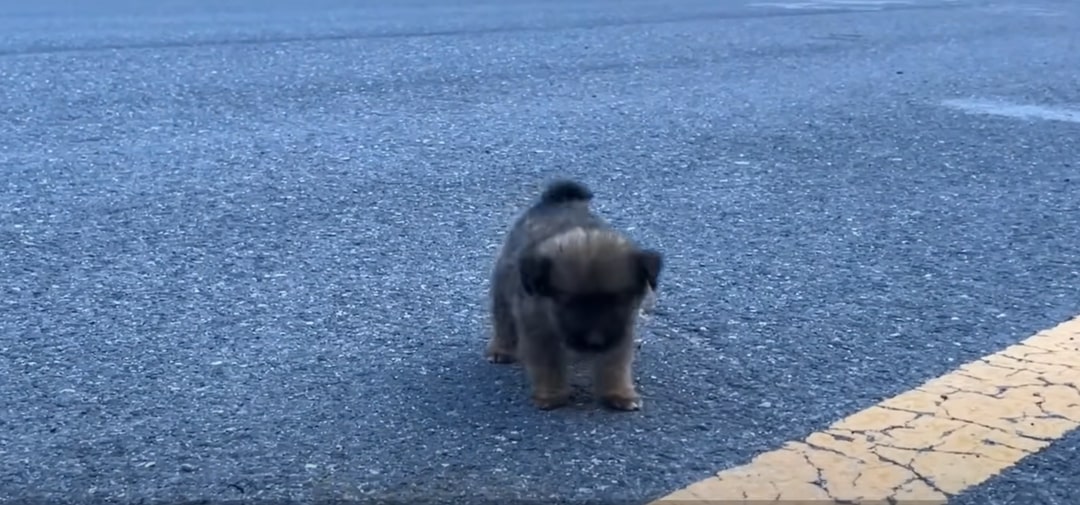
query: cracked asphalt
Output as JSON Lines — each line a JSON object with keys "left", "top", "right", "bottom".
{"left": 2, "top": 0, "right": 1079, "bottom": 503}
{"left": 658, "top": 316, "right": 1080, "bottom": 502}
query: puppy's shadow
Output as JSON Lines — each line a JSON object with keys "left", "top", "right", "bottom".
{"left": 415, "top": 348, "right": 620, "bottom": 424}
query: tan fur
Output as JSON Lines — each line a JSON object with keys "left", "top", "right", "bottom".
{"left": 537, "top": 228, "right": 640, "bottom": 295}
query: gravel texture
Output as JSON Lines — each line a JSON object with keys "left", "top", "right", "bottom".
{"left": 1, "top": 0, "right": 1078, "bottom": 502}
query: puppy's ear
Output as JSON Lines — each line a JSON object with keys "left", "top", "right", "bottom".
{"left": 519, "top": 254, "right": 554, "bottom": 297}
{"left": 635, "top": 249, "right": 663, "bottom": 290}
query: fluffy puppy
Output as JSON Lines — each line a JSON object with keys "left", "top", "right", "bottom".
{"left": 485, "top": 180, "right": 662, "bottom": 411}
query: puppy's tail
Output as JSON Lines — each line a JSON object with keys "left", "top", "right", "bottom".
{"left": 539, "top": 179, "right": 593, "bottom": 205}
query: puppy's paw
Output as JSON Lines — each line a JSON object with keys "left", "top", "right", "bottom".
{"left": 532, "top": 392, "right": 570, "bottom": 410}
{"left": 485, "top": 350, "right": 517, "bottom": 364}
{"left": 601, "top": 393, "right": 642, "bottom": 412}
{"left": 640, "top": 287, "right": 657, "bottom": 315}
{"left": 485, "top": 342, "right": 517, "bottom": 364}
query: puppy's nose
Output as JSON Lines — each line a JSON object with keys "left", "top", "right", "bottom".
{"left": 586, "top": 332, "right": 604, "bottom": 346}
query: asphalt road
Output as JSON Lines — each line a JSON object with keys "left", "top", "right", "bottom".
{"left": 2, "top": 0, "right": 1078, "bottom": 503}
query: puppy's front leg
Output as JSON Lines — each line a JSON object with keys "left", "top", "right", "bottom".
{"left": 593, "top": 337, "right": 641, "bottom": 411}
{"left": 518, "top": 330, "right": 570, "bottom": 410}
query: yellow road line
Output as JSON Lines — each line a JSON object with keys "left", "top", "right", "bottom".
{"left": 652, "top": 314, "right": 1080, "bottom": 504}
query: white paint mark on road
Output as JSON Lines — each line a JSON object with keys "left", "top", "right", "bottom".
{"left": 750, "top": 0, "right": 914, "bottom": 11}
{"left": 942, "top": 98, "right": 1080, "bottom": 124}
{"left": 980, "top": 5, "right": 1062, "bottom": 17}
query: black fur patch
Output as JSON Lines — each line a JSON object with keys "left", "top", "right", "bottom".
{"left": 539, "top": 180, "right": 594, "bottom": 205}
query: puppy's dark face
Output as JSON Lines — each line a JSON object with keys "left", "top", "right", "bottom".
{"left": 520, "top": 231, "right": 662, "bottom": 353}
{"left": 545, "top": 288, "right": 640, "bottom": 353}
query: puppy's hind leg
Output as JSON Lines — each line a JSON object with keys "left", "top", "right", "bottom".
{"left": 485, "top": 290, "right": 518, "bottom": 364}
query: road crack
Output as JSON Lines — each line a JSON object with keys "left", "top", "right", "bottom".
{"left": 871, "top": 448, "right": 950, "bottom": 498}
{"left": 877, "top": 405, "right": 934, "bottom": 418}
{"left": 977, "top": 359, "right": 1021, "bottom": 371}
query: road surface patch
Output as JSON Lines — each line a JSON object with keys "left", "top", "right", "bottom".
{"left": 652, "top": 314, "right": 1080, "bottom": 504}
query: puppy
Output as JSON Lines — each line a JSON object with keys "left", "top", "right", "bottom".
{"left": 485, "top": 180, "right": 662, "bottom": 411}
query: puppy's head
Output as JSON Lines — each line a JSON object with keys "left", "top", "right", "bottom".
{"left": 520, "top": 228, "right": 662, "bottom": 353}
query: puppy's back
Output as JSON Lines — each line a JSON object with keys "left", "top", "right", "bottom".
{"left": 519, "top": 180, "right": 609, "bottom": 241}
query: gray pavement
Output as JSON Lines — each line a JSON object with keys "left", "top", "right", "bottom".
{"left": 1, "top": 0, "right": 1078, "bottom": 503}
{"left": 953, "top": 425, "right": 1080, "bottom": 505}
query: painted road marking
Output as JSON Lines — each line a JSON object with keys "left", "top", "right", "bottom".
{"left": 942, "top": 98, "right": 1080, "bottom": 124}
{"left": 749, "top": 0, "right": 913, "bottom": 10}
{"left": 748, "top": 0, "right": 967, "bottom": 13}
{"left": 978, "top": 5, "right": 1063, "bottom": 17}
{"left": 652, "top": 314, "right": 1080, "bottom": 504}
